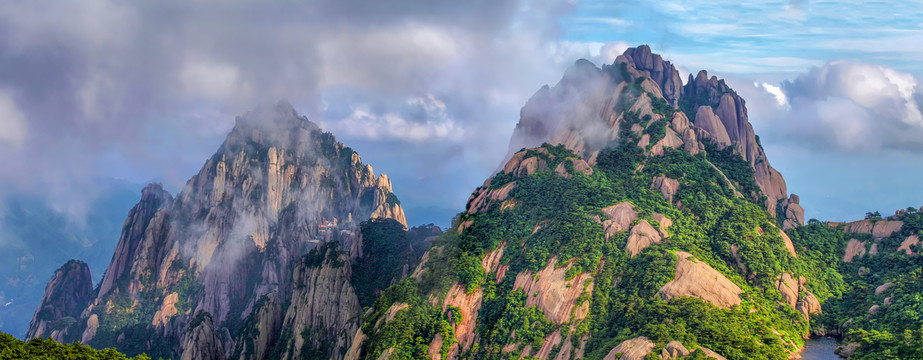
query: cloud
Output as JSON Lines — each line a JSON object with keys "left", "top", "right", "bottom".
{"left": 759, "top": 82, "right": 789, "bottom": 108}
{"left": 0, "top": 91, "right": 26, "bottom": 149}
{"left": 598, "top": 41, "right": 631, "bottom": 64}
{"left": 0, "top": 0, "right": 579, "bottom": 225}
{"left": 779, "top": 60, "right": 923, "bottom": 152}
{"left": 322, "top": 95, "right": 462, "bottom": 142}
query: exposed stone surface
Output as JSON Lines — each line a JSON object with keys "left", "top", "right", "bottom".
{"left": 501, "top": 46, "right": 796, "bottom": 218}
{"left": 844, "top": 220, "right": 874, "bottom": 234}
{"left": 698, "top": 347, "right": 728, "bottom": 360}
{"left": 776, "top": 273, "right": 821, "bottom": 319}
{"left": 797, "top": 292, "right": 822, "bottom": 319}
{"left": 26, "top": 260, "right": 94, "bottom": 341}
{"left": 599, "top": 202, "right": 638, "bottom": 239}
{"left": 622, "top": 45, "right": 684, "bottom": 106}
{"left": 442, "top": 284, "right": 483, "bottom": 359}
{"left": 512, "top": 258, "right": 594, "bottom": 324}
{"left": 651, "top": 176, "right": 680, "bottom": 203}
{"left": 872, "top": 220, "right": 903, "bottom": 239}
{"left": 603, "top": 336, "right": 655, "bottom": 360}
{"left": 875, "top": 282, "right": 894, "bottom": 295}
{"left": 659, "top": 252, "right": 742, "bottom": 308}
{"left": 660, "top": 341, "right": 690, "bottom": 359}
{"left": 780, "top": 194, "right": 805, "bottom": 229}
{"left": 694, "top": 106, "right": 732, "bottom": 146}
{"left": 181, "top": 313, "right": 226, "bottom": 360}
{"left": 281, "top": 246, "right": 361, "bottom": 360}
{"left": 899, "top": 235, "right": 920, "bottom": 255}
{"left": 626, "top": 220, "right": 663, "bottom": 257}
{"left": 843, "top": 238, "right": 867, "bottom": 263}
{"left": 152, "top": 292, "right": 180, "bottom": 327}
{"left": 231, "top": 292, "right": 282, "bottom": 360}
{"left": 779, "top": 229, "right": 797, "bottom": 257}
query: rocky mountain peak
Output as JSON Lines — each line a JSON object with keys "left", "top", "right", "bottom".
{"left": 621, "top": 45, "right": 684, "bottom": 106}
{"left": 503, "top": 45, "right": 802, "bottom": 225}
{"left": 25, "top": 260, "right": 93, "bottom": 341}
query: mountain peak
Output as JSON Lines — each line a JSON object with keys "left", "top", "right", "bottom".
{"left": 233, "top": 100, "right": 320, "bottom": 135}
{"left": 504, "top": 44, "right": 801, "bottom": 224}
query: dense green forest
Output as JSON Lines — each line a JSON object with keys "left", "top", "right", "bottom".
{"left": 0, "top": 332, "right": 150, "bottom": 360}
{"left": 353, "top": 76, "right": 923, "bottom": 360}
{"left": 789, "top": 211, "right": 923, "bottom": 360}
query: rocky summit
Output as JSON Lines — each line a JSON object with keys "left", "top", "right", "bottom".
{"left": 27, "top": 101, "right": 419, "bottom": 359}
{"left": 25, "top": 46, "right": 923, "bottom": 360}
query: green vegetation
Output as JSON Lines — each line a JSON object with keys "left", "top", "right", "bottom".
{"left": 0, "top": 332, "right": 150, "bottom": 360}
{"left": 359, "top": 280, "right": 459, "bottom": 360}
{"left": 353, "top": 218, "right": 428, "bottom": 307}
{"left": 360, "top": 110, "right": 811, "bottom": 359}
{"left": 701, "top": 140, "right": 764, "bottom": 204}
{"left": 790, "top": 210, "right": 923, "bottom": 359}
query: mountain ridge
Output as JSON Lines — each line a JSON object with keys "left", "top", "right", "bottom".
{"left": 22, "top": 45, "right": 923, "bottom": 360}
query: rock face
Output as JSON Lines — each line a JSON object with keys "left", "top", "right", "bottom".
{"left": 659, "top": 252, "right": 742, "bottom": 309}
{"left": 512, "top": 258, "right": 594, "bottom": 324}
{"left": 843, "top": 238, "right": 867, "bottom": 263}
{"left": 25, "top": 260, "right": 94, "bottom": 341}
{"left": 603, "top": 336, "right": 655, "bottom": 360}
{"left": 279, "top": 245, "right": 360, "bottom": 360}
{"left": 899, "top": 235, "right": 919, "bottom": 255}
{"left": 182, "top": 313, "right": 226, "bottom": 360}
{"left": 29, "top": 101, "right": 409, "bottom": 359}
{"left": 622, "top": 45, "right": 684, "bottom": 106}
{"left": 231, "top": 292, "right": 282, "bottom": 360}
{"left": 626, "top": 220, "right": 664, "bottom": 257}
{"left": 651, "top": 176, "right": 679, "bottom": 203}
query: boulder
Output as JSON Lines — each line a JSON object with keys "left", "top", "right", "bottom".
{"left": 875, "top": 282, "right": 894, "bottom": 295}
{"left": 626, "top": 220, "right": 663, "bottom": 257}
{"left": 600, "top": 202, "right": 638, "bottom": 234}
{"left": 652, "top": 176, "right": 680, "bottom": 203}
{"left": 660, "top": 341, "right": 690, "bottom": 358}
{"left": 659, "top": 252, "right": 742, "bottom": 308}
{"left": 698, "top": 347, "right": 728, "bottom": 360}
{"left": 603, "top": 336, "right": 655, "bottom": 360}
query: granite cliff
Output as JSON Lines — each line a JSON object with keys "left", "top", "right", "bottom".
{"left": 28, "top": 102, "right": 416, "bottom": 359}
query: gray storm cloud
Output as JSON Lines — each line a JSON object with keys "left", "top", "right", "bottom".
{"left": 0, "top": 0, "right": 581, "bottom": 224}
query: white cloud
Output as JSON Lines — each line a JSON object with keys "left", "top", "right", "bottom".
{"left": 323, "top": 95, "right": 462, "bottom": 143}
{"left": 0, "top": 92, "right": 27, "bottom": 149}
{"left": 744, "top": 60, "right": 923, "bottom": 152}
{"left": 759, "top": 82, "right": 789, "bottom": 108}
{"left": 598, "top": 41, "right": 631, "bottom": 64}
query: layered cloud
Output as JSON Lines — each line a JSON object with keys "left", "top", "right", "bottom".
{"left": 743, "top": 61, "right": 923, "bottom": 153}
{"left": 0, "top": 0, "right": 588, "bottom": 223}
